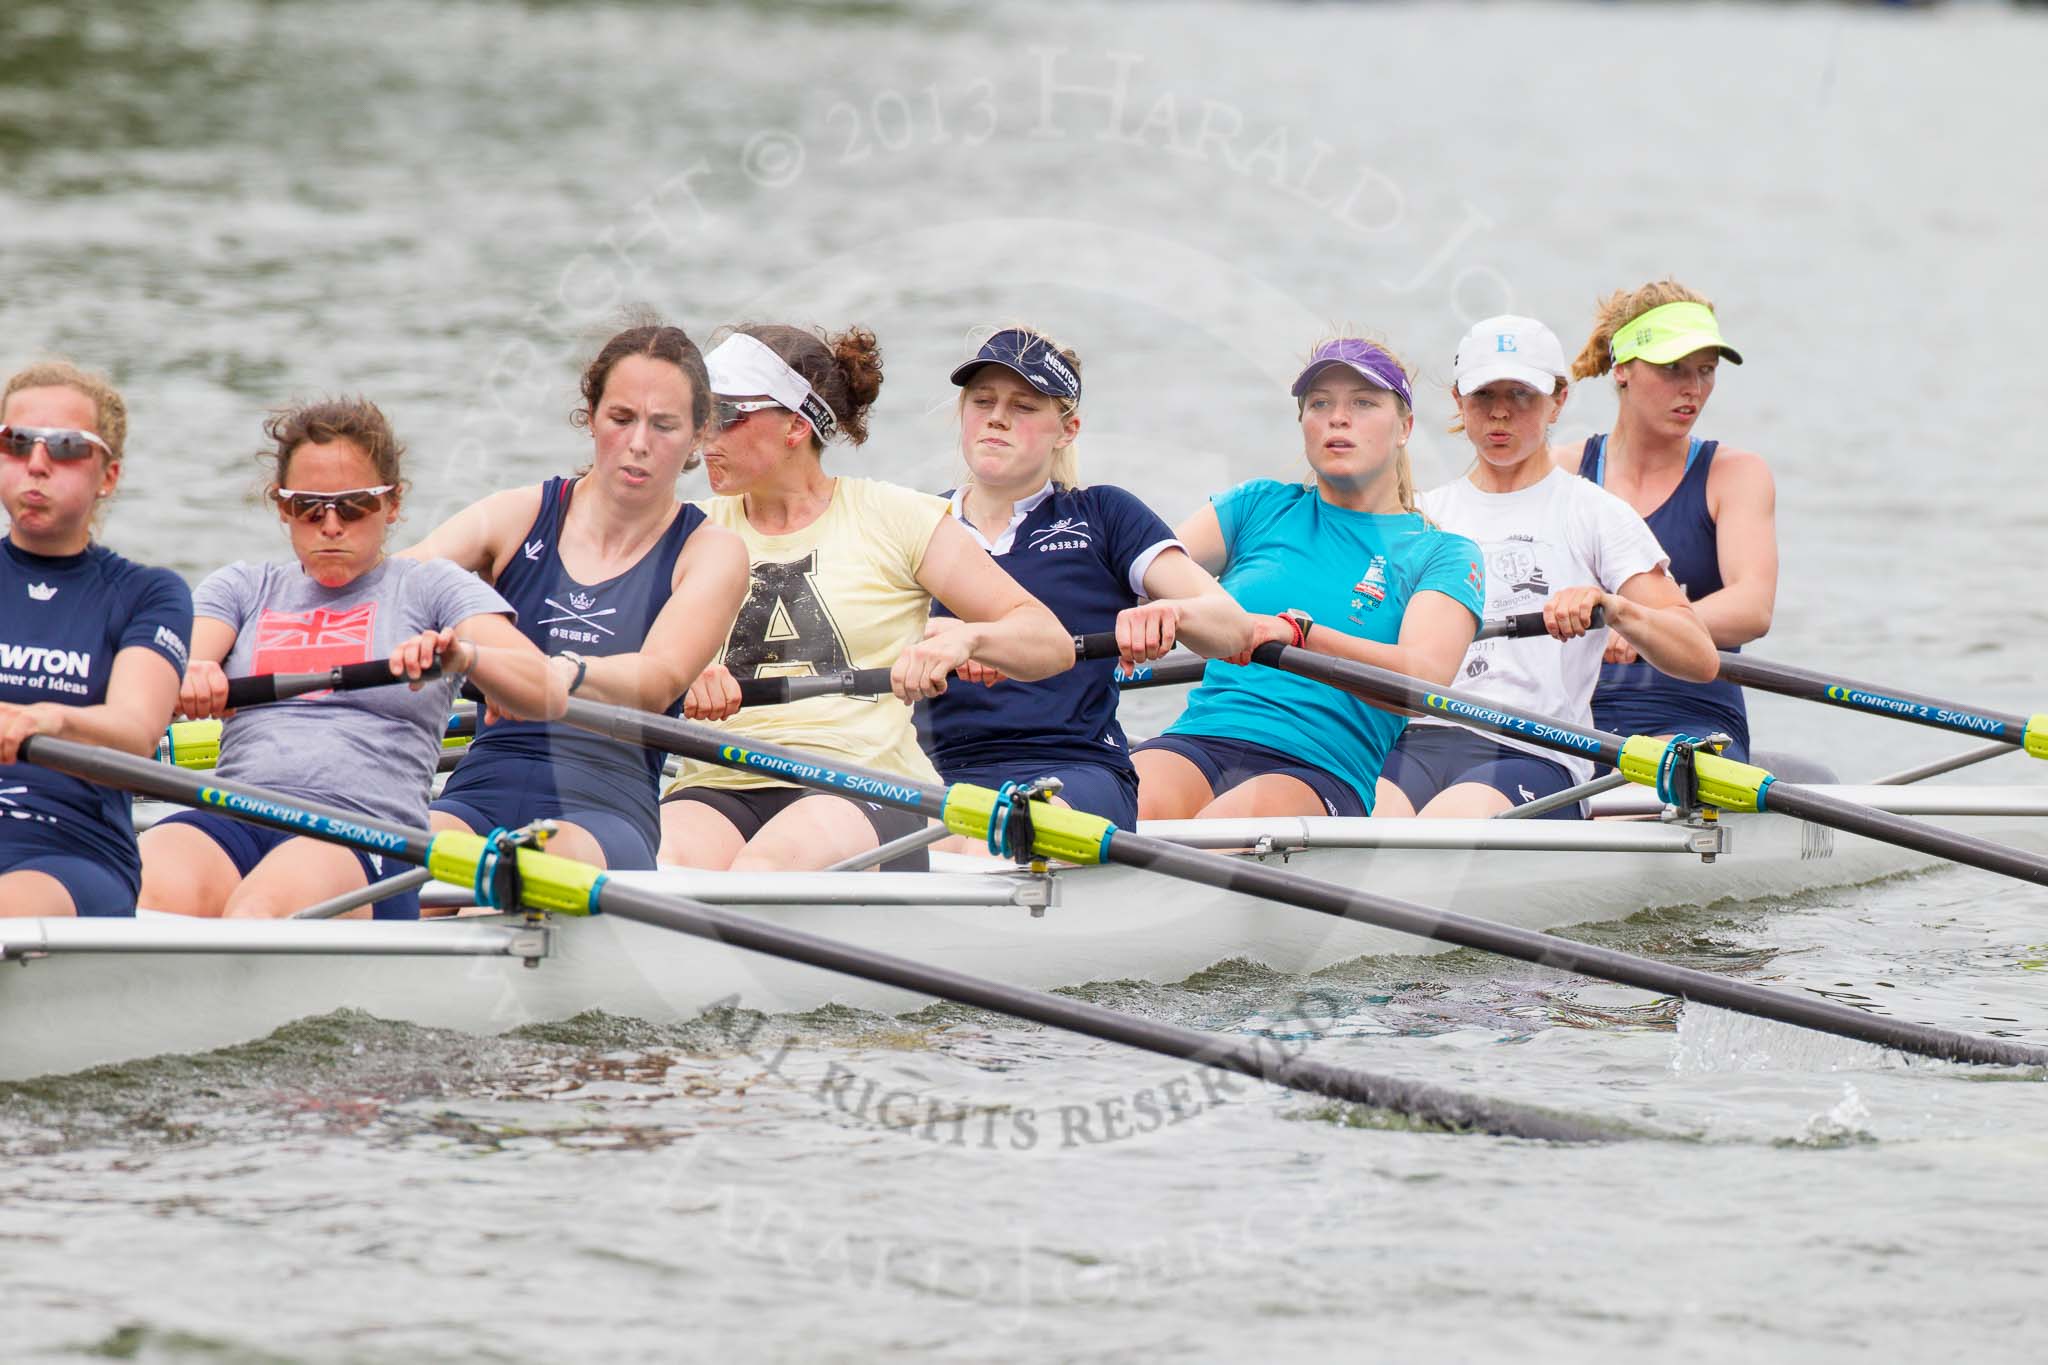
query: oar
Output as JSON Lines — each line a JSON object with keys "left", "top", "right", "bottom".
{"left": 555, "top": 699, "right": 2048, "bottom": 1068}
{"left": 19, "top": 737, "right": 1612, "bottom": 1143}
{"left": 1240, "top": 644, "right": 2048, "bottom": 889}
{"left": 158, "top": 662, "right": 452, "bottom": 769}
{"left": 737, "top": 611, "right": 1567, "bottom": 705}
{"left": 225, "top": 660, "right": 443, "bottom": 709}
{"left": 1714, "top": 652, "right": 2046, "bottom": 761}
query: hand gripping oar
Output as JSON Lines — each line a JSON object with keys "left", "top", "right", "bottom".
{"left": 1107, "top": 608, "right": 1593, "bottom": 691}
{"left": 18, "top": 736, "right": 1612, "bottom": 1143}
{"left": 1713, "top": 652, "right": 2048, "bottom": 761}
{"left": 158, "top": 662, "right": 451, "bottom": 769}
{"left": 553, "top": 699, "right": 2048, "bottom": 1068}
{"left": 223, "top": 659, "right": 444, "bottom": 710}
{"left": 737, "top": 611, "right": 1571, "bottom": 706}
{"left": 1244, "top": 644, "right": 2048, "bottom": 890}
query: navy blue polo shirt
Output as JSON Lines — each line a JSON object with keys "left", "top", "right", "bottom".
{"left": 920, "top": 482, "right": 1179, "bottom": 774}
{"left": 0, "top": 538, "right": 193, "bottom": 889}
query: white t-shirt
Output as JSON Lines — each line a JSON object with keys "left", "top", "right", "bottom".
{"left": 1416, "top": 466, "right": 1670, "bottom": 781}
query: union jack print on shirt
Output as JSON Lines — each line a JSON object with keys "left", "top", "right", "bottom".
{"left": 252, "top": 602, "right": 377, "bottom": 676}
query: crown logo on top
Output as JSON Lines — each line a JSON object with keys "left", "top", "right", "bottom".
{"left": 26, "top": 582, "right": 56, "bottom": 601}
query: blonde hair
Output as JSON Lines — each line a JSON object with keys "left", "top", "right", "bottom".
{"left": 956, "top": 324, "right": 1085, "bottom": 489}
{"left": 1299, "top": 334, "right": 1421, "bottom": 513}
{"left": 1, "top": 359, "right": 128, "bottom": 463}
{"left": 1570, "top": 279, "right": 1717, "bottom": 380}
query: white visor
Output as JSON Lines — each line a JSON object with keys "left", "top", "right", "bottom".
{"left": 705, "top": 333, "right": 839, "bottom": 441}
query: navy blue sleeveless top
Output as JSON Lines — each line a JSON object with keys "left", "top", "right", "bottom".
{"left": 1579, "top": 436, "right": 1750, "bottom": 759}
{"left": 455, "top": 476, "right": 704, "bottom": 800}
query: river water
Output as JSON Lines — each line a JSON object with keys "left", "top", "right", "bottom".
{"left": 3, "top": 0, "right": 2046, "bottom": 1359}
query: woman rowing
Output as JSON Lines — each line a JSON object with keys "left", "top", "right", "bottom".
{"left": 404, "top": 322, "right": 750, "bottom": 871}
{"left": 917, "top": 326, "right": 1268, "bottom": 827}
{"left": 1375, "top": 317, "right": 1717, "bottom": 820}
{"left": 0, "top": 361, "right": 191, "bottom": 918}
{"left": 1570, "top": 281, "right": 1777, "bottom": 759}
{"left": 658, "top": 323, "right": 1071, "bottom": 871}
{"left": 1133, "top": 339, "right": 1485, "bottom": 820}
{"left": 139, "top": 398, "right": 558, "bottom": 920}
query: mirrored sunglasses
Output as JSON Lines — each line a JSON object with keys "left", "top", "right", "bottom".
{"left": 0, "top": 425, "right": 113, "bottom": 462}
{"left": 273, "top": 484, "right": 395, "bottom": 523}
{"left": 714, "top": 398, "right": 783, "bottom": 429}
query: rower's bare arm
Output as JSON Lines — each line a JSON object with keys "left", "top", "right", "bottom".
{"left": 175, "top": 617, "right": 241, "bottom": 720}
{"left": 1131, "top": 546, "right": 1255, "bottom": 660}
{"left": 915, "top": 516, "right": 1071, "bottom": 682}
{"left": 397, "top": 485, "right": 545, "bottom": 582}
{"left": 1698, "top": 449, "right": 1777, "bottom": 647}
{"left": 1297, "top": 590, "right": 1476, "bottom": 688}
{"left": 577, "top": 524, "right": 749, "bottom": 712}
{"left": 1601, "top": 573, "right": 1720, "bottom": 683}
{"left": 0, "top": 647, "right": 182, "bottom": 763}
{"left": 1172, "top": 505, "right": 1229, "bottom": 575}
{"left": 449, "top": 612, "right": 563, "bottom": 721}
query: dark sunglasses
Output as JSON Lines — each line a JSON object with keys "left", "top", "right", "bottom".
{"left": 273, "top": 484, "right": 395, "bottom": 523}
{"left": 714, "top": 398, "right": 782, "bottom": 429}
{"left": 0, "top": 425, "right": 113, "bottom": 462}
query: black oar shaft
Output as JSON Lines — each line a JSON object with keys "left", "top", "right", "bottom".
{"left": 731, "top": 614, "right": 1574, "bottom": 706}
{"left": 224, "top": 660, "right": 440, "bottom": 710}
{"left": 1102, "top": 832, "right": 2045, "bottom": 1067}
{"left": 1253, "top": 643, "right": 2048, "bottom": 888}
{"left": 591, "top": 880, "right": 1610, "bottom": 1141}
{"left": 23, "top": 735, "right": 434, "bottom": 862}
{"left": 557, "top": 701, "right": 2048, "bottom": 1069}
{"left": 20, "top": 735, "right": 1601, "bottom": 1142}
{"left": 1716, "top": 653, "right": 2031, "bottom": 747}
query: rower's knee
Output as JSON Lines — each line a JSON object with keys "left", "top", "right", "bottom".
{"left": 1371, "top": 779, "right": 1416, "bottom": 819}
{"left": 1417, "top": 783, "right": 1514, "bottom": 820}
{"left": 658, "top": 801, "right": 745, "bottom": 869}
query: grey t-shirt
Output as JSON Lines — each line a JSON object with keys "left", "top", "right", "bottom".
{"left": 195, "top": 557, "right": 512, "bottom": 827}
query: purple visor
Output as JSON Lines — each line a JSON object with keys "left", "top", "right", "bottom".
{"left": 1290, "top": 339, "right": 1412, "bottom": 409}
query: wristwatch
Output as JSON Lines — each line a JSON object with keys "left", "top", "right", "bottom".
{"left": 1277, "top": 609, "right": 1313, "bottom": 649}
{"left": 559, "top": 650, "right": 590, "bottom": 695}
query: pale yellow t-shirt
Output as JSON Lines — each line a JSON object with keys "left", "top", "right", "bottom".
{"left": 666, "top": 477, "right": 950, "bottom": 792}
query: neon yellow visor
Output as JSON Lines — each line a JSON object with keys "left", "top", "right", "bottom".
{"left": 1609, "top": 300, "right": 1743, "bottom": 367}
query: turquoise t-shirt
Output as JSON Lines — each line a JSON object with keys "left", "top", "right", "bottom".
{"left": 1165, "top": 479, "right": 1485, "bottom": 810}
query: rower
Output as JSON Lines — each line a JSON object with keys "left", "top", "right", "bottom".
{"left": 916, "top": 327, "right": 1266, "bottom": 827}
{"left": 139, "top": 398, "right": 559, "bottom": 920}
{"left": 1375, "top": 316, "right": 1718, "bottom": 820}
{"left": 1132, "top": 338, "right": 1485, "bottom": 819}
{"left": 404, "top": 322, "right": 750, "bottom": 871}
{"left": 657, "top": 323, "right": 1072, "bottom": 871}
{"left": 0, "top": 361, "right": 191, "bottom": 918}
{"left": 1569, "top": 281, "right": 1778, "bottom": 761}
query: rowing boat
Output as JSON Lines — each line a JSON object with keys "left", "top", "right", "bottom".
{"left": 3, "top": 776, "right": 2042, "bottom": 1082}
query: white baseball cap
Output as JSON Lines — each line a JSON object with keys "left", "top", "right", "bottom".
{"left": 1453, "top": 315, "right": 1569, "bottom": 396}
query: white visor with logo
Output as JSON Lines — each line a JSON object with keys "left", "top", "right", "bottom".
{"left": 705, "top": 333, "right": 839, "bottom": 441}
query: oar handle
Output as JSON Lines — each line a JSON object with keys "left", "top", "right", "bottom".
{"left": 1473, "top": 606, "right": 1605, "bottom": 640}
{"left": 224, "top": 660, "right": 442, "bottom": 709}
{"left": 734, "top": 633, "right": 1127, "bottom": 707}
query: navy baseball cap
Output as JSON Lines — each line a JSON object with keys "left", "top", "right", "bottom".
{"left": 949, "top": 328, "right": 1081, "bottom": 401}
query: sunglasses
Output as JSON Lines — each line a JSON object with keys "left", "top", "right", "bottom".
{"left": 0, "top": 425, "right": 113, "bottom": 462}
{"left": 714, "top": 399, "right": 782, "bottom": 429}
{"left": 273, "top": 484, "right": 395, "bottom": 523}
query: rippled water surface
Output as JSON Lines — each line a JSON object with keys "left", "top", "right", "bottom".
{"left": 3, "top": 1, "right": 2047, "bottom": 1359}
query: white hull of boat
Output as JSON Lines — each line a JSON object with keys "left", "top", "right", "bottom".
{"left": 4, "top": 788, "right": 2044, "bottom": 1082}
